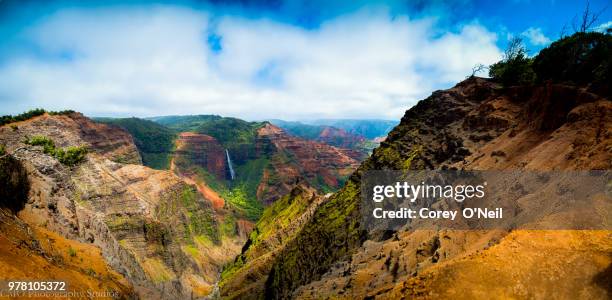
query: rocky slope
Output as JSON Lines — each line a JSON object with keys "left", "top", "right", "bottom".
{"left": 219, "top": 184, "right": 325, "bottom": 299}
{"left": 0, "top": 113, "right": 248, "bottom": 299}
{"left": 221, "top": 77, "right": 611, "bottom": 299}
{"left": 0, "top": 208, "right": 135, "bottom": 298}
{"left": 255, "top": 123, "right": 359, "bottom": 204}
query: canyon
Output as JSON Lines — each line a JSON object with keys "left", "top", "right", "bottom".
{"left": 0, "top": 112, "right": 362, "bottom": 299}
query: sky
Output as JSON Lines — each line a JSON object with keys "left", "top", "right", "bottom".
{"left": 0, "top": 0, "right": 610, "bottom": 120}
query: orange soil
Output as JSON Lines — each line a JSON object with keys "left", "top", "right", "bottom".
{"left": 0, "top": 225, "right": 132, "bottom": 299}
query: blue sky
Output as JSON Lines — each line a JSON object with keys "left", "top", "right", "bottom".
{"left": 0, "top": 0, "right": 610, "bottom": 120}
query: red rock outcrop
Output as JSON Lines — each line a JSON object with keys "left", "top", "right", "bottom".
{"left": 255, "top": 123, "right": 359, "bottom": 204}
{"left": 173, "top": 132, "right": 227, "bottom": 180}
{"left": 317, "top": 126, "right": 366, "bottom": 149}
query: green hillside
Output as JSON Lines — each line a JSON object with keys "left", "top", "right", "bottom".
{"left": 95, "top": 117, "right": 176, "bottom": 169}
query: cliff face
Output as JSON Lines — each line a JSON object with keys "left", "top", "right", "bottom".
{"left": 255, "top": 123, "right": 359, "bottom": 204}
{"left": 225, "top": 77, "right": 611, "bottom": 299}
{"left": 173, "top": 132, "right": 227, "bottom": 181}
{"left": 0, "top": 113, "right": 246, "bottom": 299}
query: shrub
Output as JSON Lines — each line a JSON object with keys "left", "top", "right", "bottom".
{"left": 25, "top": 135, "right": 87, "bottom": 166}
{"left": 0, "top": 109, "right": 75, "bottom": 127}
{"left": 48, "top": 110, "right": 75, "bottom": 116}
{"left": 0, "top": 108, "right": 46, "bottom": 126}
{"left": 25, "top": 135, "right": 56, "bottom": 155}
{"left": 55, "top": 146, "right": 88, "bottom": 166}
{"left": 489, "top": 37, "right": 536, "bottom": 86}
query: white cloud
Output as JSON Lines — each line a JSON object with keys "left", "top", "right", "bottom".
{"left": 0, "top": 6, "right": 502, "bottom": 120}
{"left": 593, "top": 21, "right": 612, "bottom": 32}
{"left": 521, "top": 27, "right": 551, "bottom": 46}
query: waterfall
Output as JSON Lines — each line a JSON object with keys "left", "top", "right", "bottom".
{"left": 225, "top": 149, "right": 236, "bottom": 180}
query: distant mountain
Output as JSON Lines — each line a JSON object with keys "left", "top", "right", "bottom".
{"left": 147, "top": 114, "right": 222, "bottom": 132}
{"left": 269, "top": 120, "right": 326, "bottom": 140}
{"left": 270, "top": 119, "right": 386, "bottom": 161}
{"left": 305, "top": 119, "right": 397, "bottom": 139}
{"left": 270, "top": 119, "right": 382, "bottom": 159}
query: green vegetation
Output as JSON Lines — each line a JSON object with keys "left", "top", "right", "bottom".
{"left": 488, "top": 37, "right": 536, "bottom": 86}
{"left": 151, "top": 114, "right": 265, "bottom": 161}
{"left": 48, "top": 110, "right": 76, "bottom": 116}
{"left": 185, "top": 162, "right": 265, "bottom": 221}
{"left": 222, "top": 184, "right": 264, "bottom": 222}
{"left": 68, "top": 247, "right": 77, "bottom": 257}
{"left": 149, "top": 115, "right": 222, "bottom": 131}
{"left": 0, "top": 108, "right": 46, "bottom": 126}
{"left": 155, "top": 114, "right": 270, "bottom": 220}
{"left": 264, "top": 180, "right": 364, "bottom": 298}
{"left": 95, "top": 117, "right": 176, "bottom": 169}
{"left": 195, "top": 117, "right": 265, "bottom": 157}
{"left": 0, "top": 108, "right": 75, "bottom": 126}
{"left": 220, "top": 186, "right": 314, "bottom": 284}
{"left": 220, "top": 214, "right": 237, "bottom": 237}
{"left": 55, "top": 146, "right": 88, "bottom": 166}
{"left": 533, "top": 31, "right": 612, "bottom": 89}
{"left": 181, "top": 186, "right": 220, "bottom": 243}
{"left": 489, "top": 31, "right": 611, "bottom": 90}
{"left": 25, "top": 135, "right": 88, "bottom": 166}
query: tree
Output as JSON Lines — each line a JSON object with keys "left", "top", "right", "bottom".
{"left": 571, "top": 0, "right": 605, "bottom": 33}
{"left": 488, "top": 37, "right": 535, "bottom": 86}
{"left": 532, "top": 31, "right": 611, "bottom": 92}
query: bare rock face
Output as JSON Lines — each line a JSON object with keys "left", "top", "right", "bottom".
{"left": 0, "top": 113, "right": 244, "bottom": 299}
{"left": 256, "top": 123, "right": 359, "bottom": 204}
{"left": 173, "top": 132, "right": 227, "bottom": 181}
